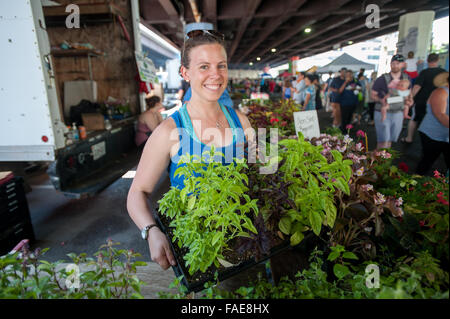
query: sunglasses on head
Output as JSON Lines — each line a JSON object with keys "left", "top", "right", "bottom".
{"left": 185, "top": 29, "right": 225, "bottom": 41}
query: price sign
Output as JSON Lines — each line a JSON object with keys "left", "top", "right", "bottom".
{"left": 135, "top": 51, "right": 158, "bottom": 83}
{"left": 293, "top": 110, "right": 320, "bottom": 140}
{"left": 91, "top": 141, "right": 106, "bottom": 161}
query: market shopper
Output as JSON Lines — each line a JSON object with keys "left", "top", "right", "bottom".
{"left": 293, "top": 72, "right": 306, "bottom": 105}
{"left": 329, "top": 68, "right": 347, "bottom": 127}
{"left": 401, "top": 53, "right": 446, "bottom": 144}
{"left": 416, "top": 72, "right": 449, "bottom": 175}
{"left": 135, "top": 96, "right": 164, "bottom": 147}
{"left": 302, "top": 74, "right": 316, "bottom": 111}
{"left": 283, "top": 79, "right": 293, "bottom": 100}
{"left": 127, "top": 30, "right": 253, "bottom": 271}
{"left": 367, "top": 71, "right": 378, "bottom": 125}
{"left": 339, "top": 70, "right": 359, "bottom": 133}
{"left": 371, "top": 54, "right": 414, "bottom": 150}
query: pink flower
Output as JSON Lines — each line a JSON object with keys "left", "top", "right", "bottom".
{"left": 355, "top": 142, "right": 364, "bottom": 152}
{"left": 346, "top": 124, "right": 353, "bottom": 130}
{"left": 361, "top": 184, "right": 374, "bottom": 192}
{"left": 433, "top": 170, "right": 441, "bottom": 178}
{"left": 356, "top": 130, "right": 366, "bottom": 138}
{"left": 355, "top": 167, "right": 364, "bottom": 177}
{"left": 374, "top": 192, "right": 386, "bottom": 205}
{"left": 395, "top": 197, "right": 403, "bottom": 207}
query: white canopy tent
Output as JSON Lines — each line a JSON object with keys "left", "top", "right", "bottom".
{"left": 317, "top": 53, "right": 375, "bottom": 73}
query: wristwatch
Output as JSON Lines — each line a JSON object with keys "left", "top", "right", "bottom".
{"left": 141, "top": 224, "right": 159, "bottom": 240}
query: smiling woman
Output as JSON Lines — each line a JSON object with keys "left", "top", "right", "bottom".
{"left": 126, "top": 30, "right": 255, "bottom": 271}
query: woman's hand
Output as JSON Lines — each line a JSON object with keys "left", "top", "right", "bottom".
{"left": 148, "top": 227, "right": 176, "bottom": 270}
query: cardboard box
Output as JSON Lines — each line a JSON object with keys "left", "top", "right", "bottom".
{"left": 81, "top": 113, "right": 105, "bottom": 131}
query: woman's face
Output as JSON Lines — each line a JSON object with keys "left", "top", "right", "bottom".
{"left": 305, "top": 77, "right": 311, "bottom": 85}
{"left": 181, "top": 43, "right": 228, "bottom": 103}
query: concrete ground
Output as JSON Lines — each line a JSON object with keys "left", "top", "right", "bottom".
{"left": 9, "top": 106, "right": 446, "bottom": 298}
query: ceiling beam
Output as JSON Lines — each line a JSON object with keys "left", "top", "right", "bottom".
{"left": 228, "top": 0, "right": 263, "bottom": 60}
{"left": 158, "top": 0, "right": 179, "bottom": 19}
{"left": 235, "top": 0, "right": 308, "bottom": 63}
{"left": 202, "top": 0, "right": 217, "bottom": 28}
{"left": 250, "top": 12, "right": 355, "bottom": 63}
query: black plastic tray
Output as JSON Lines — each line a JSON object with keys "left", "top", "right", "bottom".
{"left": 155, "top": 213, "right": 294, "bottom": 293}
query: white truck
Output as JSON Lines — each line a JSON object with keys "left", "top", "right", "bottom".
{"left": 0, "top": 0, "right": 147, "bottom": 198}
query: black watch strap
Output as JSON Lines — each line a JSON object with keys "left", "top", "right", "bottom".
{"left": 142, "top": 224, "right": 159, "bottom": 240}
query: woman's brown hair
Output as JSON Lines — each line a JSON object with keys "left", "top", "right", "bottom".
{"left": 179, "top": 33, "right": 226, "bottom": 76}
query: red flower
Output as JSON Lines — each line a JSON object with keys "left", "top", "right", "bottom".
{"left": 270, "top": 118, "right": 279, "bottom": 124}
{"left": 437, "top": 192, "right": 449, "bottom": 205}
{"left": 419, "top": 220, "right": 426, "bottom": 227}
{"left": 433, "top": 170, "right": 441, "bottom": 178}
{"left": 346, "top": 124, "right": 353, "bottom": 130}
{"left": 398, "top": 162, "right": 409, "bottom": 173}
{"left": 281, "top": 121, "right": 287, "bottom": 127}
{"left": 356, "top": 130, "right": 366, "bottom": 138}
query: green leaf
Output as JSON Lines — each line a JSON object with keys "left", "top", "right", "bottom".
{"left": 333, "top": 264, "right": 350, "bottom": 280}
{"left": 342, "top": 252, "right": 358, "bottom": 260}
{"left": 180, "top": 188, "right": 187, "bottom": 204}
{"left": 279, "top": 217, "right": 292, "bottom": 235}
{"left": 187, "top": 196, "right": 196, "bottom": 210}
{"left": 212, "top": 232, "right": 222, "bottom": 246}
{"left": 324, "top": 199, "right": 337, "bottom": 228}
{"left": 290, "top": 231, "right": 304, "bottom": 246}
{"left": 309, "top": 210, "right": 322, "bottom": 236}
{"left": 327, "top": 251, "right": 340, "bottom": 261}
{"left": 237, "top": 231, "right": 251, "bottom": 238}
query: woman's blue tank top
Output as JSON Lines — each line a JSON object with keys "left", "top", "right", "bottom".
{"left": 169, "top": 103, "right": 246, "bottom": 190}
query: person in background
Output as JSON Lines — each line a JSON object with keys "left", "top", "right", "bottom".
{"left": 269, "top": 79, "right": 276, "bottom": 94}
{"left": 293, "top": 72, "right": 306, "bottom": 105}
{"left": 283, "top": 79, "right": 293, "bottom": 100}
{"left": 312, "top": 74, "right": 323, "bottom": 110}
{"left": 367, "top": 71, "right": 378, "bottom": 125}
{"left": 401, "top": 53, "right": 446, "bottom": 144}
{"left": 339, "top": 70, "right": 359, "bottom": 132}
{"left": 323, "top": 71, "right": 334, "bottom": 112}
{"left": 404, "top": 51, "right": 422, "bottom": 82}
{"left": 177, "top": 79, "right": 190, "bottom": 101}
{"left": 302, "top": 74, "right": 316, "bottom": 111}
{"left": 416, "top": 72, "right": 449, "bottom": 175}
{"left": 329, "top": 68, "right": 347, "bottom": 127}
{"left": 371, "top": 54, "right": 413, "bottom": 150}
{"left": 135, "top": 96, "right": 164, "bottom": 147}
{"left": 351, "top": 73, "right": 366, "bottom": 125}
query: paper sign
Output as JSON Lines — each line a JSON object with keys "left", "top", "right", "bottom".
{"left": 387, "top": 96, "right": 403, "bottom": 104}
{"left": 135, "top": 51, "right": 158, "bottom": 83}
{"left": 293, "top": 110, "right": 320, "bottom": 140}
{"left": 91, "top": 141, "right": 106, "bottom": 161}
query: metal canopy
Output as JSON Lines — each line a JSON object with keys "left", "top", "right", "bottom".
{"left": 139, "top": 0, "right": 449, "bottom": 69}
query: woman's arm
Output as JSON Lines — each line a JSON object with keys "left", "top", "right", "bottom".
{"left": 338, "top": 80, "right": 349, "bottom": 94}
{"left": 303, "top": 93, "right": 311, "bottom": 109}
{"left": 429, "top": 88, "right": 449, "bottom": 128}
{"left": 127, "top": 119, "right": 178, "bottom": 269}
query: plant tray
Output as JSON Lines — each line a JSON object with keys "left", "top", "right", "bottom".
{"left": 154, "top": 213, "right": 294, "bottom": 293}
